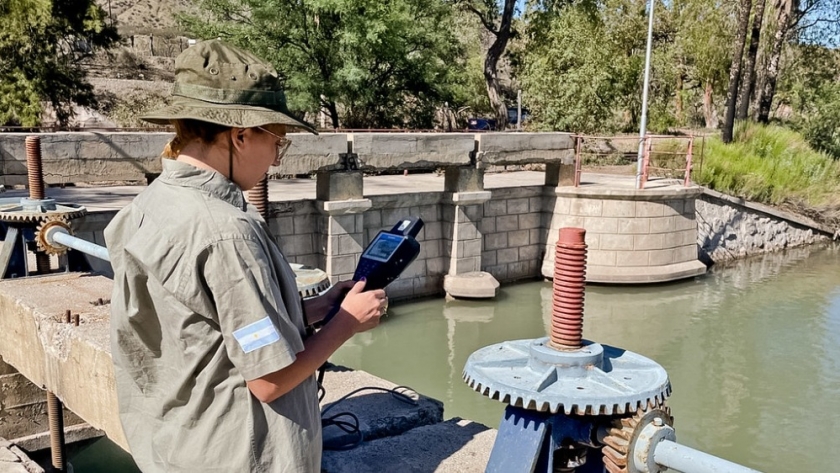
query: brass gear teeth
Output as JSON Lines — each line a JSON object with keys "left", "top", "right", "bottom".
{"left": 35, "top": 216, "right": 72, "bottom": 256}
{"left": 601, "top": 403, "right": 673, "bottom": 473}
{"left": 0, "top": 209, "right": 86, "bottom": 224}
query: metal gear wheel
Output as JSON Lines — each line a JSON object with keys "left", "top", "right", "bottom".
{"left": 462, "top": 338, "right": 671, "bottom": 416}
{"left": 35, "top": 217, "right": 72, "bottom": 256}
{"left": 0, "top": 200, "right": 86, "bottom": 225}
{"left": 600, "top": 404, "right": 673, "bottom": 473}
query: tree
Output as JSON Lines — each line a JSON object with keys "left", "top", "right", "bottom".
{"left": 736, "top": 0, "right": 767, "bottom": 119}
{"left": 0, "top": 0, "right": 118, "bottom": 126}
{"left": 722, "top": 0, "right": 753, "bottom": 143}
{"left": 182, "top": 0, "right": 466, "bottom": 129}
{"left": 458, "top": 0, "right": 517, "bottom": 129}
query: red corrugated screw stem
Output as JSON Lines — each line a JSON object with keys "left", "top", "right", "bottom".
{"left": 248, "top": 174, "right": 269, "bottom": 221}
{"left": 550, "top": 227, "right": 588, "bottom": 350}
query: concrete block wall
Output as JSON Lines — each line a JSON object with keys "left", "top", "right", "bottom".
{"left": 268, "top": 200, "right": 322, "bottom": 269}
{"left": 481, "top": 187, "right": 545, "bottom": 282}
{"left": 543, "top": 187, "right": 707, "bottom": 283}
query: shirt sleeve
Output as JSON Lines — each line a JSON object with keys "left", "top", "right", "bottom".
{"left": 199, "top": 237, "right": 304, "bottom": 381}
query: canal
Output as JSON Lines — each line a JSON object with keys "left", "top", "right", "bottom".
{"left": 331, "top": 244, "right": 840, "bottom": 472}
{"left": 66, "top": 244, "right": 839, "bottom": 472}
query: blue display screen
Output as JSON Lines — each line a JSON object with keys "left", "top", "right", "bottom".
{"left": 362, "top": 233, "right": 403, "bottom": 263}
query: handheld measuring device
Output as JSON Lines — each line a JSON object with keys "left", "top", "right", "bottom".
{"left": 353, "top": 217, "right": 424, "bottom": 290}
{"left": 315, "top": 217, "right": 424, "bottom": 327}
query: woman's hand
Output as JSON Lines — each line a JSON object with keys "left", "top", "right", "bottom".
{"left": 335, "top": 279, "right": 387, "bottom": 334}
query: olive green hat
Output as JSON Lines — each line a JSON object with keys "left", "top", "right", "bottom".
{"left": 141, "top": 39, "right": 316, "bottom": 134}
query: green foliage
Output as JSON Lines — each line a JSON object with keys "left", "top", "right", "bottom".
{"left": 697, "top": 123, "right": 840, "bottom": 209}
{"left": 0, "top": 0, "right": 118, "bottom": 126}
{"left": 182, "top": 0, "right": 469, "bottom": 128}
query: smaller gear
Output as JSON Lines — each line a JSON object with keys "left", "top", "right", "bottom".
{"left": 600, "top": 404, "right": 673, "bottom": 473}
{"left": 35, "top": 217, "right": 72, "bottom": 256}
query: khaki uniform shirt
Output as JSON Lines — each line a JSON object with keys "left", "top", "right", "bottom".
{"left": 104, "top": 159, "right": 321, "bottom": 473}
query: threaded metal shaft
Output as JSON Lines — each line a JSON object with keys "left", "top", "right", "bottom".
{"left": 46, "top": 391, "right": 66, "bottom": 473}
{"left": 248, "top": 174, "right": 269, "bottom": 221}
{"left": 550, "top": 227, "right": 588, "bottom": 349}
{"left": 25, "top": 136, "right": 45, "bottom": 200}
{"left": 35, "top": 252, "right": 51, "bottom": 275}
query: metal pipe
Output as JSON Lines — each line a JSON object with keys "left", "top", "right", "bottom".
{"left": 654, "top": 440, "right": 762, "bottom": 473}
{"left": 50, "top": 230, "right": 110, "bottom": 262}
{"left": 46, "top": 391, "right": 66, "bottom": 473}
{"left": 635, "top": 0, "right": 656, "bottom": 189}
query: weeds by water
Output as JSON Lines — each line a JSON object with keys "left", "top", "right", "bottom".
{"left": 696, "top": 123, "right": 840, "bottom": 226}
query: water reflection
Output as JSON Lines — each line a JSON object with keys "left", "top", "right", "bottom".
{"left": 333, "top": 243, "right": 840, "bottom": 472}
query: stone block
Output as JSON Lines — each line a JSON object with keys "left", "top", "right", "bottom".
{"left": 585, "top": 233, "right": 600, "bottom": 250}
{"left": 478, "top": 132, "right": 576, "bottom": 165}
{"left": 444, "top": 166, "right": 484, "bottom": 193}
{"left": 424, "top": 222, "right": 442, "bottom": 240}
{"left": 364, "top": 209, "right": 382, "bottom": 229}
{"left": 418, "top": 205, "right": 439, "bottom": 222}
{"left": 649, "top": 249, "right": 676, "bottom": 266}
{"left": 529, "top": 197, "right": 543, "bottom": 213}
{"left": 545, "top": 162, "right": 576, "bottom": 187}
{"left": 663, "top": 199, "right": 685, "bottom": 216}
{"left": 507, "top": 198, "right": 530, "bottom": 215}
{"left": 329, "top": 255, "right": 357, "bottom": 275}
{"left": 617, "top": 218, "right": 650, "bottom": 234}
{"left": 681, "top": 229, "right": 698, "bottom": 246}
{"left": 662, "top": 231, "right": 683, "bottom": 249}
{"left": 530, "top": 229, "right": 543, "bottom": 246}
{"left": 426, "top": 258, "right": 445, "bottom": 275}
{"left": 444, "top": 272, "right": 499, "bottom": 299}
{"left": 460, "top": 204, "right": 484, "bottom": 221}
{"left": 675, "top": 214, "right": 697, "bottom": 231}
{"left": 649, "top": 217, "right": 675, "bottom": 234}
{"left": 457, "top": 222, "right": 478, "bottom": 241}
{"left": 463, "top": 239, "right": 482, "bottom": 258}
{"left": 482, "top": 251, "right": 497, "bottom": 266}
{"left": 484, "top": 233, "right": 508, "bottom": 250}
{"left": 518, "top": 213, "right": 541, "bottom": 230}
{"left": 551, "top": 196, "right": 571, "bottom": 215}
{"left": 294, "top": 214, "right": 316, "bottom": 234}
{"left": 271, "top": 216, "right": 295, "bottom": 236}
{"left": 316, "top": 171, "right": 364, "bottom": 201}
{"left": 272, "top": 133, "right": 347, "bottom": 174}
{"left": 635, "top": 201, "right": 664, "bottom": 217}
{"left": 675, "top": 245, "right": 698, "bottom": 262}
{"left": 589, "top": 250, "right": 616, "bottom": 266}
{"left": 684, "top": 198, "right": 696, "bottom": 214}
{"left": 453, "top": 257, "right": 480, "bottom": 274}
{"left": 496, "top": 215, "right": 519, "bottom": 232}
{"left": 287, "top": 234, "right": 314, "bottom": 256}
{"left": 483, "top": 199, "right": 507, "bottom": 217}
{"left": 479, "top": 218, "right": 495, "bottom": 234}
{"left": 401, "top": 260, "right": 425, "bottom": 278}
{"left": 616, "top": 251, "right": 649, "bottom": 266}
{"left": 634, "top": 234, "right": 664, "bottom": 251}
{"left": 330, "top": 214, "right": 356, "bottom": 234}
{"left": 583, "top": 217, "right": 618, "bottom": 234}
{"left": 508, "top": 229, "right": 531, "bottom": 247}
{"left": 601, "top": 200, "right": 636, "bottom": 218}
{"left": 338, "top": 234, "right": 363, "bottom": 255}
{"left": 425, "top": 241, "right": 442, "bottom": 259}
{"left": 497, "top": 248, "right": 519, "bottom": 264}
{"left": 508, "top": 261, "right": 532, "bottom": 279}
{"left": 519, "top": 245, "right": 541, "bottom": 261}
{"left": 412, "top": 276, "right": 439, "bottom": 295}
{"left": 385, "top": 278, "right": 414, "bottom": 299}
{"left": 570, "top": 199, "right": 602, "bottom": 217}
{"left": 352, "top": 133, "right": 474, "bottom": 169}
{"left": 600, "top": 234, "right": 634, "bottom": 251}
{"left": 0, "top": 373, "right": 43, "bottom": 408}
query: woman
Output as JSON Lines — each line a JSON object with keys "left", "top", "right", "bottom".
{"left": 104, "top": 40, "right": 386, "bottom": 472}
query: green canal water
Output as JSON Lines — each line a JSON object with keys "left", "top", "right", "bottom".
{"left": 69, "top": 245, "right": 840, "bottom": 472}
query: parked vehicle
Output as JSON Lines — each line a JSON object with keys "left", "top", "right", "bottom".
{"left": 467, "top": 107, "right": 530, "bottom": 131}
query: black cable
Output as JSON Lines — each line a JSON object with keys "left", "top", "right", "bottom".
{"left": 319, "top": 373, "right": 420, "bottom": 451}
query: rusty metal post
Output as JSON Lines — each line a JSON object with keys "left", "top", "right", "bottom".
{"left": 574, "top": 135, "right": 583, "bottom": 187}
{"left": 64, "top": 309, "right": 71, "bottom": 324}
{"left": 248, "top": 174, "right": 269, "bottom": 221}
{"left": 684, "top": 136, "right": 694, "bottom": 187}
{"left": 25, "top": 136, "right": 45, "bottom": 200}
{"left": 550, "top": 227, "right": 588, "bottom": 350}
{"left": 46, "top": 391, "right": 66, "bottom": 473}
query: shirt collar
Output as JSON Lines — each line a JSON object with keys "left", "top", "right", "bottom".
{"left": 158, "top": 159, "right": 246, "bottom": 210}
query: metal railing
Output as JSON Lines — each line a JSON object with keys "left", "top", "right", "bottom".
{"left": 573, "top": 134, "right": 699, "bottom": 189}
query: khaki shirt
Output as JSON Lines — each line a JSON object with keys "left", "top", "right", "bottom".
{"left": 105, "top": 159, "right": 321, "bottom": 472}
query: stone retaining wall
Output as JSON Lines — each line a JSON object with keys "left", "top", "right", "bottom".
{"left": 696, "top": 191, "right": 830, "bottom": 264}
{"left": 481, "top": 186, "right": 545, "bottom": 282}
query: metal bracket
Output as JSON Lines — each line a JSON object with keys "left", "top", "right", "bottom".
{"left": 339, "top": 152, "right": 360, "bottom": 171}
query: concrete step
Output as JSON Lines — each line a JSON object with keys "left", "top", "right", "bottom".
{"left": 320, "top": 365, "right": 443, "bottom": 449}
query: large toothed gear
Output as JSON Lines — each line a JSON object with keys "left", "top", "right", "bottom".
{"left": 0, "top": 199, "right": 86, "bottom": 224}
{"left": 600, "top": 405, "right": 674, "bottom": 473}
{"left": 35, "top": 217, "right": 72, "bottom": 255}
{"left": 462, "top": 338, "right": 671, "bottom": 416}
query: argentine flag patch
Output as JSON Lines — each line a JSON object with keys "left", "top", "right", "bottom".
{"left": 233, "top": 316, "right": 281, "bottom": 353}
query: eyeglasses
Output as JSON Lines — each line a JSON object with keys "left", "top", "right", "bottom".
{"left": 257, "top": 126, "right": 292, "bottom": 162}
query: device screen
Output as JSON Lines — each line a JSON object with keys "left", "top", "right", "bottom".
{"left": 362, "top": 233, "right": 403, "bottom": 263}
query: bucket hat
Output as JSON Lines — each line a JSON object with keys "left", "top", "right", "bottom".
{"left": 141, "top": 40, "right": 316, "bottom": 134}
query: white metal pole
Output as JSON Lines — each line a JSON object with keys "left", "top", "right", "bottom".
{"left": 654, "top": 440, "right": 763, "bottom": 473}
{"left": 635, "top": 0, "right": 656, "bottom": 189}
{"left": 517, "top": 90, "right": 522, "bottom": 131}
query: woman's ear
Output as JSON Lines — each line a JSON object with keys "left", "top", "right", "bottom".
{"left": 230, "top": 127, "right": 249, "bottom": 154}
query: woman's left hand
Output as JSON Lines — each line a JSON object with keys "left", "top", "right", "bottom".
{"left": 303, "top": 280, "right": 356, "bottom": 326}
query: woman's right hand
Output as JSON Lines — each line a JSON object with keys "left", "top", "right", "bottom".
{"left": 336, "top": 279, "right": 386, "bottom": 333}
